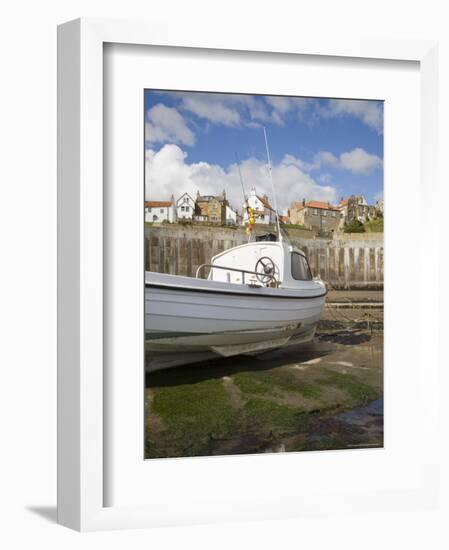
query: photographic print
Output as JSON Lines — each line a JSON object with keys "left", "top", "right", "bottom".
{"left": 144, "top": 91, "right": 383, "bottom": 459}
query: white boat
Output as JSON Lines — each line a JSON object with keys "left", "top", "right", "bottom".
{"left": 145, "top": 239, "right": 327, "bottom": 371}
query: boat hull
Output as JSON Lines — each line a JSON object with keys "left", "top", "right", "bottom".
{"left": 145, "top": 272, "right": 326, "bottom": 371}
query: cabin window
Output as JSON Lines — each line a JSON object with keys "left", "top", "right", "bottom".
{"left": 291, "top": 252, "right": 313, "bottom": 281}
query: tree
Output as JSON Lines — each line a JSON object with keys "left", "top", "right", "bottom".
{"left": 344, "top": 219, "right": 366, "bottom": 233}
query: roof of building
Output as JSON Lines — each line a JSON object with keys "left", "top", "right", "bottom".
{"left": 291, "top": 200, "right": 339, "bottom": 212}
{"left": 256, "top": 195, "right": 274, "bottom": 211}
{"left": 176, "top": 193, "right": 195, "bottom": 204}
{"left": 279, "top": 215, "right": 290, "bottom": 224}
{"left": 339, "top": 195, "right": 368, "bottom": 207}
{"left": 197, "top": 195, "right": 226, "bottom": 203}
{"left": 145, "top": 200, "right": 173, "bottom": 208}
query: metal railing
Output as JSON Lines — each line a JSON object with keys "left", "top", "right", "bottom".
{"left": 195, "top": 263, "right": 278, "bottom": 286}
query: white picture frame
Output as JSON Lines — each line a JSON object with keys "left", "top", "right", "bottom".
{"left": 57, "top": 17, "right": 440, "bottom": 531}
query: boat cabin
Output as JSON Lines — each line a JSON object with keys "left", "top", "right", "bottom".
{"left": 205, "top": 241, "right": 314, "bottom": 288}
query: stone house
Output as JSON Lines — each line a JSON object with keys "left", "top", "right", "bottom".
{"left": 242, "top": 187, "right": 277, "bottom": 225}
{"left": 196, "top": 190, "right": 227, "bottom": 224}
{"left": 176, "top": 192, "right": 196, "bottom": 220}
{"left": 375, "top": 199, "right": 384, "bottom": 215}
{"left": 145, "top": 196, "right": 176, "bottom": 223}
{"left": 338, "top": 195, "right": 378, "bottom": 229}
{"left": 289, "top": 200, "right": 339, "bottom": 234}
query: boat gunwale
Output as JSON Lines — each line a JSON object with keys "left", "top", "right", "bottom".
{"left": 145, "top": 281, "right": 327, "bottom": 300}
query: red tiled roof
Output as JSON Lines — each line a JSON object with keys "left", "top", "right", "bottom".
{"left": 145, "top": 200, "right": 173, "bottom": 207}
{"left": 279, "top": 215, "right": 290, "bottom": 223}
{"left": 256, "top": 195, "right": 274, "bottom": 211}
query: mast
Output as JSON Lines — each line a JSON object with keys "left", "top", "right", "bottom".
{"left": 263, "top": 127, "right": 282, "bottom": 242}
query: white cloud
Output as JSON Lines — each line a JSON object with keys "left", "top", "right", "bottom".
{"left": 307, "top": 148, "right": 382, "bottom": 175}
{"left": 319, "top": 173, "right": 332, "bottom": 184}
{"left": 152, "top": 93, "right": 383, "bottom": 135}
{"left": 314, "top": 151, "right": 339, "bottom": 168}
{"left": 339, "top": 148, "right": 383, "bottom": 174}
{"left": 175, "top": 92, "right": 290, "bottom": 128}
{"left": 145, "top": 104, "right": 195, "bottom": 146}
{"left": 145, "top": 144, "right": 337, "bottom": 212}
{"left": 266, "top": 96, "right": 291, "bottom": 113}
{"left": 319, "top": 99, "right": 383, "bottom": 134}
{"left": 281, "top": 153, "right": 307, "bottom": 169}
{"left": 180, "top": 95, "right": 241, "bottom": 126}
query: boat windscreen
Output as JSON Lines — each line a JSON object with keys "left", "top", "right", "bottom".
{"left": 291, "top": 252, "right": 313, "bottom": 281}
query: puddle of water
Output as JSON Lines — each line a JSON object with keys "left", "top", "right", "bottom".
{"left": 337, "top": 397, "right": 383, "bottom": 424}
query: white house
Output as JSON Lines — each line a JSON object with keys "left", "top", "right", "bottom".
{"left": 242, "top": 187, "right": 277, "bottom": 225}
{"left": 176, "top": 192, "right": 196, "bottom": 220}
{"left": 145, "top": 196, "right": 176, "bottom": 223}
{"left": 225, "top": 204, "right": 238, "bottom": 225}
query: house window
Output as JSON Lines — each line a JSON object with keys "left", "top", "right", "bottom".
{"left": 153, "top": 215, "right": 158, "bottom": 221}
{"left": 291, "top": 253, "right": 313, "bottom": 281}
{"left": 160, "top": 209, "right": 164, "bottom": 214}
{"left": 313, "top": 209, "right": 318, "bottom": 215}
{"left": 181, "top": 206, "right": 185, "bottom": 211}
{"left": 185, "top": 206, "right": 190, "bottom": 212}
{"left": 147, "top": 207, "right": 151, "bottom": 212}
{"left": 331, "top": 212, "right": 336, "bottom": 217}
{"left": 323, "top": 211, "right": 327, "bottom": 217}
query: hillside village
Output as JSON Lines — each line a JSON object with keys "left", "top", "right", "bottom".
{"left": 145, "top": 186, "right": 384, "bottom": 235}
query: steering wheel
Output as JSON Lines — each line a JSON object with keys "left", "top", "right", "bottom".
{"left": 254, "top": 256, "right": 279, "bottom": 285}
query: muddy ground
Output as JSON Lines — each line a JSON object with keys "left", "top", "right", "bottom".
{"left": 145, "top": 302, "right": 383, "bottom": 459}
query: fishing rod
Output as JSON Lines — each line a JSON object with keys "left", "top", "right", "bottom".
{"left": 263, "top": 127, "right": 283, "bottom": 242}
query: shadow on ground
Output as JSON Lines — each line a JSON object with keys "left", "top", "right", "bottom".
{"left": 26, "top": 506, "right": 57, "bottom": 523}
{"left": 146, "top": 338, "right": 336, "bottom": 388}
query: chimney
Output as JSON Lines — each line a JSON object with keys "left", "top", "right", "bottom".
{"left": 302, "top": 198, "right": 306, "bottom": 207}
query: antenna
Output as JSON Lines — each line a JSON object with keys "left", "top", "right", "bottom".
{"left": 235, "top": 152, "right": 247, "bottom": 205}
{"left": 263, "top": 127, "right": 282, "bottom": 242}
{"left": 235, "top": 152, "right": 253, "bottom": 242}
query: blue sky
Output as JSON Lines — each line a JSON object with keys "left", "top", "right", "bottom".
{"left": 144, "top": 90, "right": 383, "bottom": 214}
